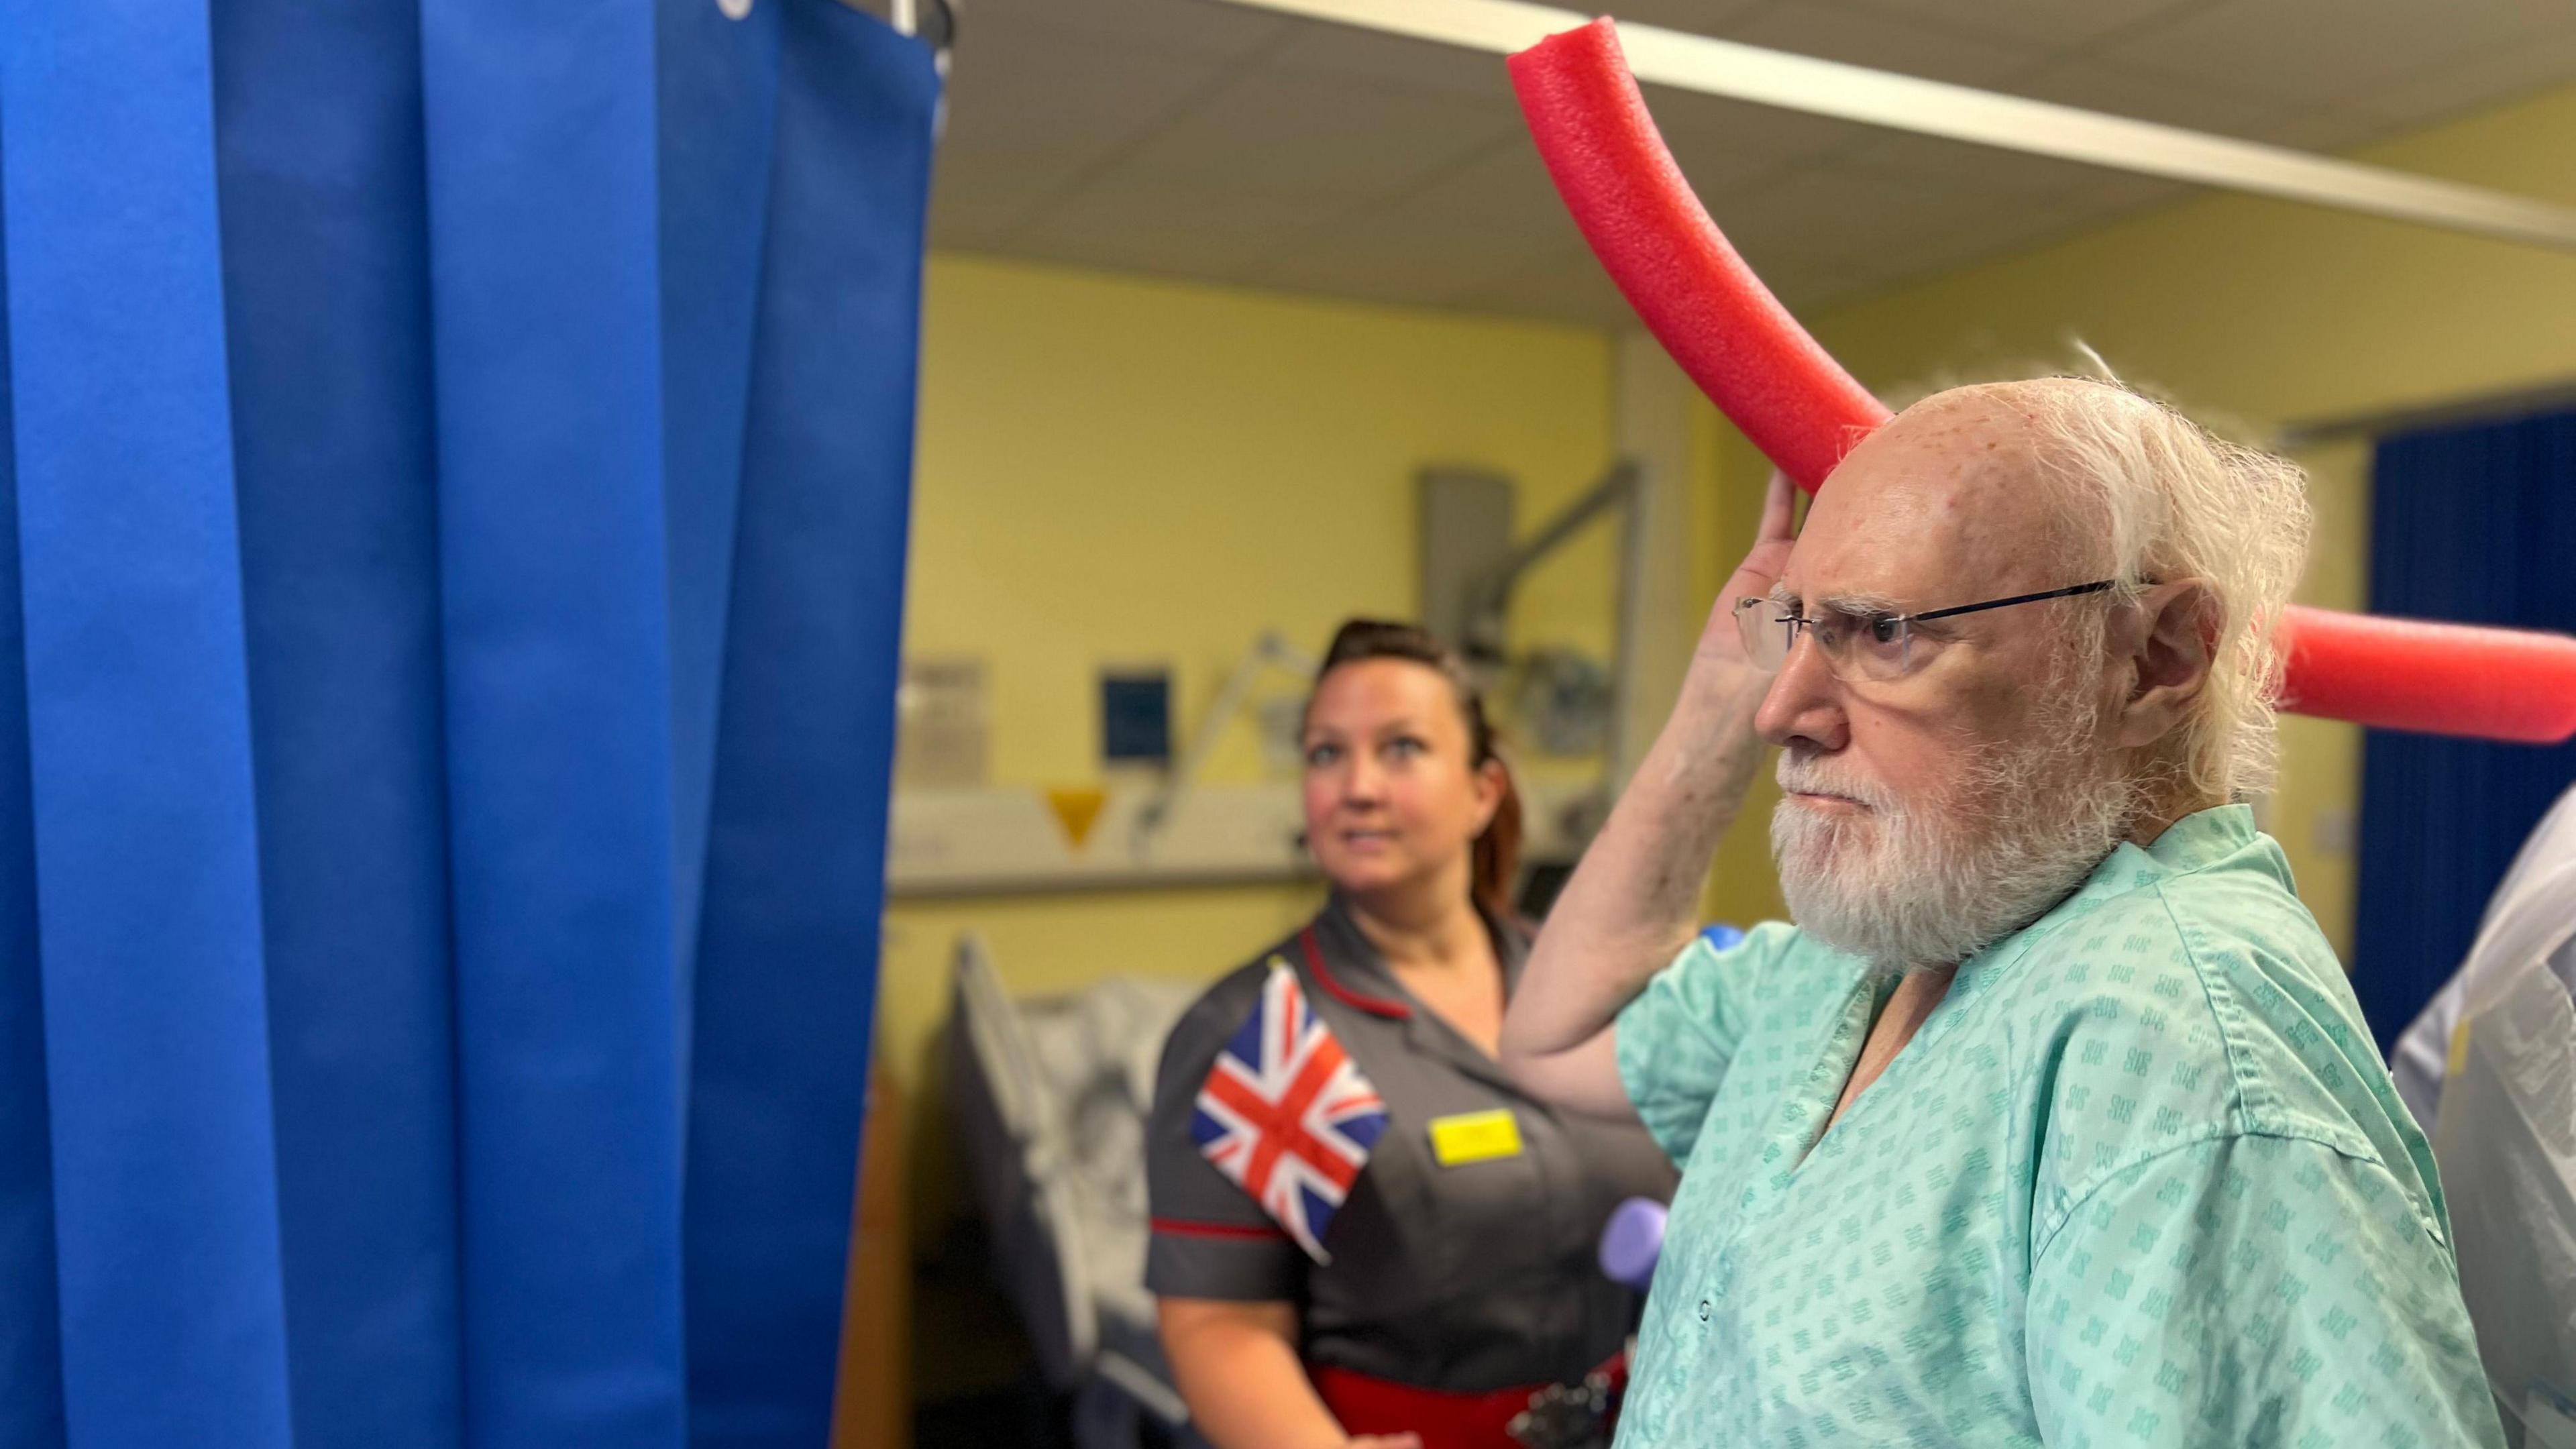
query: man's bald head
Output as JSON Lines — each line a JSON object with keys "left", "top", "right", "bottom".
{"left": 1797, "top": 381, "right": 2124, "bottom": 623}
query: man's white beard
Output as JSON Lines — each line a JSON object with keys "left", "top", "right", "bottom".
{"left": 1770, "top": 690, "right": 2138, "bottom": 973}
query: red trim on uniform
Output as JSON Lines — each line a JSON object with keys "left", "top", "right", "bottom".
{"left": 1309, "top": 1351, "right": 1629, "bottom": 1449}
{"left": 1151, "top": 1216, "right": 1289, "bottom": 1242}
{"left": 1301, "top": 926, "right": 1412, "bottom": 1020}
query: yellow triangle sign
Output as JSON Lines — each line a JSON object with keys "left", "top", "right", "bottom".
{"left": 1046, "top": 787, "right": 1107, "bottom": 851}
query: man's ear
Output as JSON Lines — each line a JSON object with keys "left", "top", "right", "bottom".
{"left": 2114, "top": 580, "right": 2219, "bottom": 751}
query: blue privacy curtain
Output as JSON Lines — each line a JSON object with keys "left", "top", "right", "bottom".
{"left": 0, "top": 1, "right": 936, "bottom": 1446}
{"left": 2354, "top": 409, "right": 2576, "bottom": 1046}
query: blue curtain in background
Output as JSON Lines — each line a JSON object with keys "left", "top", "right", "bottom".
{"left": 2355, "top": 409, "right": 2576, "bottom": 1048}
{"left": 0, "top": 1, "right": 936, "bottom": 1446}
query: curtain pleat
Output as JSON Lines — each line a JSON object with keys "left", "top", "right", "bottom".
{"left": 2358, "top": 411, "right": 2576, "bottom": 1045}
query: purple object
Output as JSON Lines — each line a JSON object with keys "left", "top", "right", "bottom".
{"left": 1598, "top": 1195, "right": 1668, "bottom": 1289}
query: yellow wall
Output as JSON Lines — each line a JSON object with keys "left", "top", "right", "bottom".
{"left": 1690, "top": 81, "right": 2576, "bottom": 953}
{"left": 886, "top": 257, "right": 1633, "bottom": 1329}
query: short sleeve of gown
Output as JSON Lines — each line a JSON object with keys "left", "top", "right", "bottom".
{"left": 1142, "top": 977, "right": 1303, "bottom": 1303}
{"left": 1613, "top": 922, "right": 1790, "bottom": 1167}
{"left": 2027, "top": 1132, "right": 2504, "bottom": 1448}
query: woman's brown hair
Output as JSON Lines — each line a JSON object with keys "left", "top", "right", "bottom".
{"left": 1309, "top": 619, "right": 1523, "bottom": 918}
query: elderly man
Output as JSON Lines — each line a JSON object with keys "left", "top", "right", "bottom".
{"left": 1501, "top": 378, "right": 2503, "bottom": 1447}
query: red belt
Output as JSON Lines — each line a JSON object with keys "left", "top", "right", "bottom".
{"left": 1309, "top": 1354, "right": 1626, "bottom": 1449}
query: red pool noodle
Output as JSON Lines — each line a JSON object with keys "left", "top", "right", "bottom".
{"left": 1508, "top": 19, "right": 1890, "bottom": 490}
{"left": 2273, "top": 608, "right": 2576, "bottom": 743}
{"left": 1507, "top": 17, "right": 2576, "bottom": 743}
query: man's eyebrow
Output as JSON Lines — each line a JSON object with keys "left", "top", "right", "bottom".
{"left": 1817, "top": 590, "right": 1906, "bottom": 616}
{"left": 1772, "top": 584, "right": 1907, "bottom": 616}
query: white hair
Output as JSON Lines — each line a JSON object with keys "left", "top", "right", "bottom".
{"left": 1962, "top": 374, "right": 2314, "bottom": 802}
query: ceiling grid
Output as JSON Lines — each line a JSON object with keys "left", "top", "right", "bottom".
{"left": 928, "top": 0, "right": 2576, "bottom": 321}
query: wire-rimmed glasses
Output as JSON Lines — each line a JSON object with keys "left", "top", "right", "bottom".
{"left": 1732, "top": 580, "right": 2118, "bottom": 682}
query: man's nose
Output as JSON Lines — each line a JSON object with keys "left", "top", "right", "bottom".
{"left": 1754, "top": 631, "right": 1849, "bottom": 753}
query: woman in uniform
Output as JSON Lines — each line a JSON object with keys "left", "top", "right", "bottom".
{"left": 1145, "top": 619, "right": 1676, "bottom": 1449}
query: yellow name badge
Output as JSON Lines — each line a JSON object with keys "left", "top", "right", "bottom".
{"left": 1428, "top": 1110, "right": 1524, "bottom": 1167}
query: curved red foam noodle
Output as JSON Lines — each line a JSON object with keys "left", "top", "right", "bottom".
{"left": 1507, "top": 18, "right": 1889, "bottom": 492}
{"left": 2275, "top": 607, "right": 2576, "bottom": 743}
{"left": 1507, "top": 17, "right": 2576, "bottom": 743}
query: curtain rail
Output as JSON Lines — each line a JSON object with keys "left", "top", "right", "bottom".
{"left": 1201, "top": 0, "right": 2576, "bottom": 254}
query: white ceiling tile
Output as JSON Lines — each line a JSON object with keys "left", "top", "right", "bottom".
{"left": 1588, "top": 0, "right": 1776, "bottom": 35}
{"left": 938, "top": 15, "right": 1230, "bottom": 160}
{"left": 1646, "top": 87, "right": 1882, "bottom": 203}
{"left": 1835, "top": 129, "right": 2112, "bottom": 199}
{"left": 1260, "top": 19, "right": 1529, "bottom": 105}
{"left": 2002, "top": 57, "right": 2282, "bottom": 137}
{"left": 2348, "top": 30, "right": 2576, "bottom": 130}
{"left": 1811, "top": 0, "right": 2206, "bottom": 53}
{"left": 1723, "top": 2, "right": 2051, "bottom": 87}
{"left": 2255, "top": 107, "right": 2409, "bottom": 155}
{"left": 1089, "top": 70, "right": 1518, "bottom": 203}
{"left": 1711, "top": 166, "right": 2022, "bottom": 270}
{"left": 1847, "top": 191, "right": 2129, "bottom": 276}
{"left": 1398, "top": 137, "right": 1582, "bottom": 229}
{"left": 1927, "top": 171, "right": 2198, "bottom": 254}
{"left": 927, "top": 147, "right": 1075, "bottom": 247}
{"left": 2104, "top": 0, "right": 2576, "bottom": 115}
{"left": 1778, "top": 169, "right": 2220, "bottom": 305}
{"left": 963, "top": 0, "right": 1297, "bottom": 64}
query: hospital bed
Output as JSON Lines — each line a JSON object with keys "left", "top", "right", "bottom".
{"left": 947, "top": 934, "right": 1213, "bottom": 1449}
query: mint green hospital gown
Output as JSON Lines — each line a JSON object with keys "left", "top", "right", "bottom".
{"left": 1613, "top": 806, "right": 2503, "bottom": 1448}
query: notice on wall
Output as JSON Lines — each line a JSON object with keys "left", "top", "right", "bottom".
{"left": 896, "top": 656, "right": 989, "bottom": 790}
{"left": 1099, "top": 665, "right": 1172, "bottom": 771}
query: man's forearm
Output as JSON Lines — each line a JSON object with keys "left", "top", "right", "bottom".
{"left": 1506, "top": 664, "right": 1768, "bottom": 1059}
{"left": 1505, "top": 468, "right": 1798, "bottom": 1114}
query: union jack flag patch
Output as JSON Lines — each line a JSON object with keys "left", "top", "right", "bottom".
{"left": 1191, "top": 958, "right": 1389, "bottom": 1262}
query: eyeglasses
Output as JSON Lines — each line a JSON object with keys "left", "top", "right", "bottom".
{"left": 1733, "top": 580, "right": 2118, "bottom": 682}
